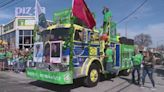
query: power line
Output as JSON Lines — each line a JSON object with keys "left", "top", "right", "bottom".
{"left": 117, "top": 0, "right": 148, "bottom": 24}
{"left": 0, "top": 0, "right": 11, "bottom": 4}
{"left": 0, "top": 0, "right": 24, "bottom": 10}
{"left": 0, "top": 0, "right": 11, "bottom": 5}
{"left": 0, "top": 0, "right": 14, "bottom": 8}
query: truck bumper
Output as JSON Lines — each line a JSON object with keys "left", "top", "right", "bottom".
{"left": 26, "top": 68, "right": 73, "bottom": 85}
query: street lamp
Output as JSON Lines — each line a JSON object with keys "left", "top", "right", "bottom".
{"left": 125, "top": 22, "right": 128, "bottom": 38}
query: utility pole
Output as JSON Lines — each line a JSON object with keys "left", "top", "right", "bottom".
{"left": 125, "top": 22, "right": 128, "bottom": 38}
{"left": 124, "top": 17, "right": 138, "bottom": 38}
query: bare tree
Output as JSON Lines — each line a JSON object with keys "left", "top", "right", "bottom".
{"left": 134, "top": 33, "right": 152, "bottom": 47}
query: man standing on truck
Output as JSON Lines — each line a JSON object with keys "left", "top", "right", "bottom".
{"left": 101, "top": 7, "right": 112, "bottom": 43}
{"left": 132, "top": 50, "right": 143, "bottom": 85}
{"left": 102, "top": 7, "right": 112, "bottom": 34}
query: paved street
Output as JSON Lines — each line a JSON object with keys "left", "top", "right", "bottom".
{"left": 0, "top": 65, "right": 164, "bottom": 92}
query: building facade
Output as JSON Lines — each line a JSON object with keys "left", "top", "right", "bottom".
{"left": 0, "top": 16, "right": 35, "bottom": 50}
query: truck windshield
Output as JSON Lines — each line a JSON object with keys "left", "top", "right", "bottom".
{"left": 41, "top": 28, "right": 70, "bottom": 42}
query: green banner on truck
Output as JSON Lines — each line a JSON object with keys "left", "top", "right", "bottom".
{"left": 53, "top": 9, "right": 71, "bottom": 24}
{"left": 26, "top": 68, "right": 73, "bottom": 85}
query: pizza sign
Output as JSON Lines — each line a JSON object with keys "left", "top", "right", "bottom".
{"left": 15, "top": 7, "right": 46, "bottom": 16}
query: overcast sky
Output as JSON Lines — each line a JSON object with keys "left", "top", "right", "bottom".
{"left": 0, "top": 0, "right": 164, "bottom": 47}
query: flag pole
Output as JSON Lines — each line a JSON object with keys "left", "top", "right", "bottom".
{"left": 72, "top": 0, "right": 74, "bottom": 9}
{"left": 34, "top": 0, "right": 47, "bottom": 42}
{"left": 34, "top": 0, "right": 38, "bottom": 43}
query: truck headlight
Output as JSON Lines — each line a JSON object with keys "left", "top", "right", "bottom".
{"left": 62, "top": 56, "right": 69, "bottom": 65}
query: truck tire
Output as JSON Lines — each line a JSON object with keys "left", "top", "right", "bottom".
{"left": 84, "top": 63, "right": 100, "bottom": 87}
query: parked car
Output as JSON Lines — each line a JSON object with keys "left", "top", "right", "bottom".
{"left": 153, "top": 53, "right": 163, "bottom": 65}
{"left": 160, "top": 53, "right": 164, "bottom": 65}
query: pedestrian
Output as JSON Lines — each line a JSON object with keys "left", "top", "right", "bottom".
{"left": 27, "top": 49, "right": 33, "bottom": 67}
{"left": 19, "top": 49, "right": 27, "bottom": 72}
{"left": 141, "top": 50, "right": 156, "bottom": 90}
{"left": 131, "top": 50, "right": 143, "bottom": 85}
{"left": 3, "top": 47, "right": 8, "bottom": 70}
{"left": 14, "top": 49, "right": 22, "bottom": 73}
{"left": 12, "top": 49, "right": 18, "bottom": 71}
{"left": 0, "top": 48, "right": 6, "bottom": 71}
{"left": 6, "top": 50, "right": 13, "bottom": 71}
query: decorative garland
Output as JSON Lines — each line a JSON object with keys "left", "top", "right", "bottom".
{"left": 68, "top": 17, "right": 75, "bottom": 73}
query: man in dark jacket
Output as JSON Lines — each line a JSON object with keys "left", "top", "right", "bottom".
{"left": 141, "top": 50, "right": 156, "bottom": 90}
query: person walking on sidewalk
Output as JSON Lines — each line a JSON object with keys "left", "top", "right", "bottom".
{"left": 141, "top": 50, "right": 156, "bottom": 90}
{"left": 132, "top": 50, "right": 143, "bottom": 85}
{"left": 6, "top": 50, "right": 13, "bottom": 71}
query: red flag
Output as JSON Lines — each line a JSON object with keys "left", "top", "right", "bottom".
{"left": 72, "top": 0, "right": 96, "bottom": 29}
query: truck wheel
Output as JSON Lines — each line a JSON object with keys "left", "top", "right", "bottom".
{"left": 84, "top": 63, "right": 100, "bottom": 87}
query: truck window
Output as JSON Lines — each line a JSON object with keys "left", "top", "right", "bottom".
{"left": 74, "top": 30, "right": 84, "bottom": 41}
{"left": 41, "top": 28, "right": 70, "bottom": 42}
{"left": 51, "top": 43, "right": 60, "bottom": 57}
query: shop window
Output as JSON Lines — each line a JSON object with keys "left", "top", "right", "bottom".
{"left": 19, "top": 30, "right": 23, "bottom": 35}
{"left": 24, "top": 36, "right": 31, "bottom": 44}
{"left": 24, "top": 30, "right": 31, "bottom": 35}
{"left": 19, "top": 37, "right": 23, "bottom": 44}
{"left": 31, "top": 30, "right": 33, "bottom": 35}
{"left": 24, "top": 45, "right": 30, "bottom": 49}
{"left": 31, "top": 36, "right": 33, "bottom": 44}
{"left": 74, "top": 30, "right": 84, "bottom": 41}
{"left": 2, "top": 36, "right": 4, "bottom": 40}
{"left": 19, "top": 45, "right": 23, "bottom": 50}
{"left": 51, "top": 43, "right": 60, "bottom": 57}
{"left": 7, "top": 37, "right": 10, "bottom": 42}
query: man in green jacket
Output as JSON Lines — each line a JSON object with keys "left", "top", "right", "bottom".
{"left": 105, "top": 45, "right": 114, "bottom": 73}
{"left": 102, "top": 7, "right": 112, "bottom": 34}
{"left": 6, "top": 50, "right": 13, "bottom": 70}
{"left": 132, "top": 51, "right": 143, "bottom": 85}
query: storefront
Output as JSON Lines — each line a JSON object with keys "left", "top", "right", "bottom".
{"left": 0, "top": 15, "right": 54, "bottom": 50}
{"left": 1, "top": 31, "right": 16, "bottom": 48}
{"left": 19, "top": 30, "right": 33, "bottom": 49}
{"left": 0, "top": 16, "right": 35, "bottom": 50}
